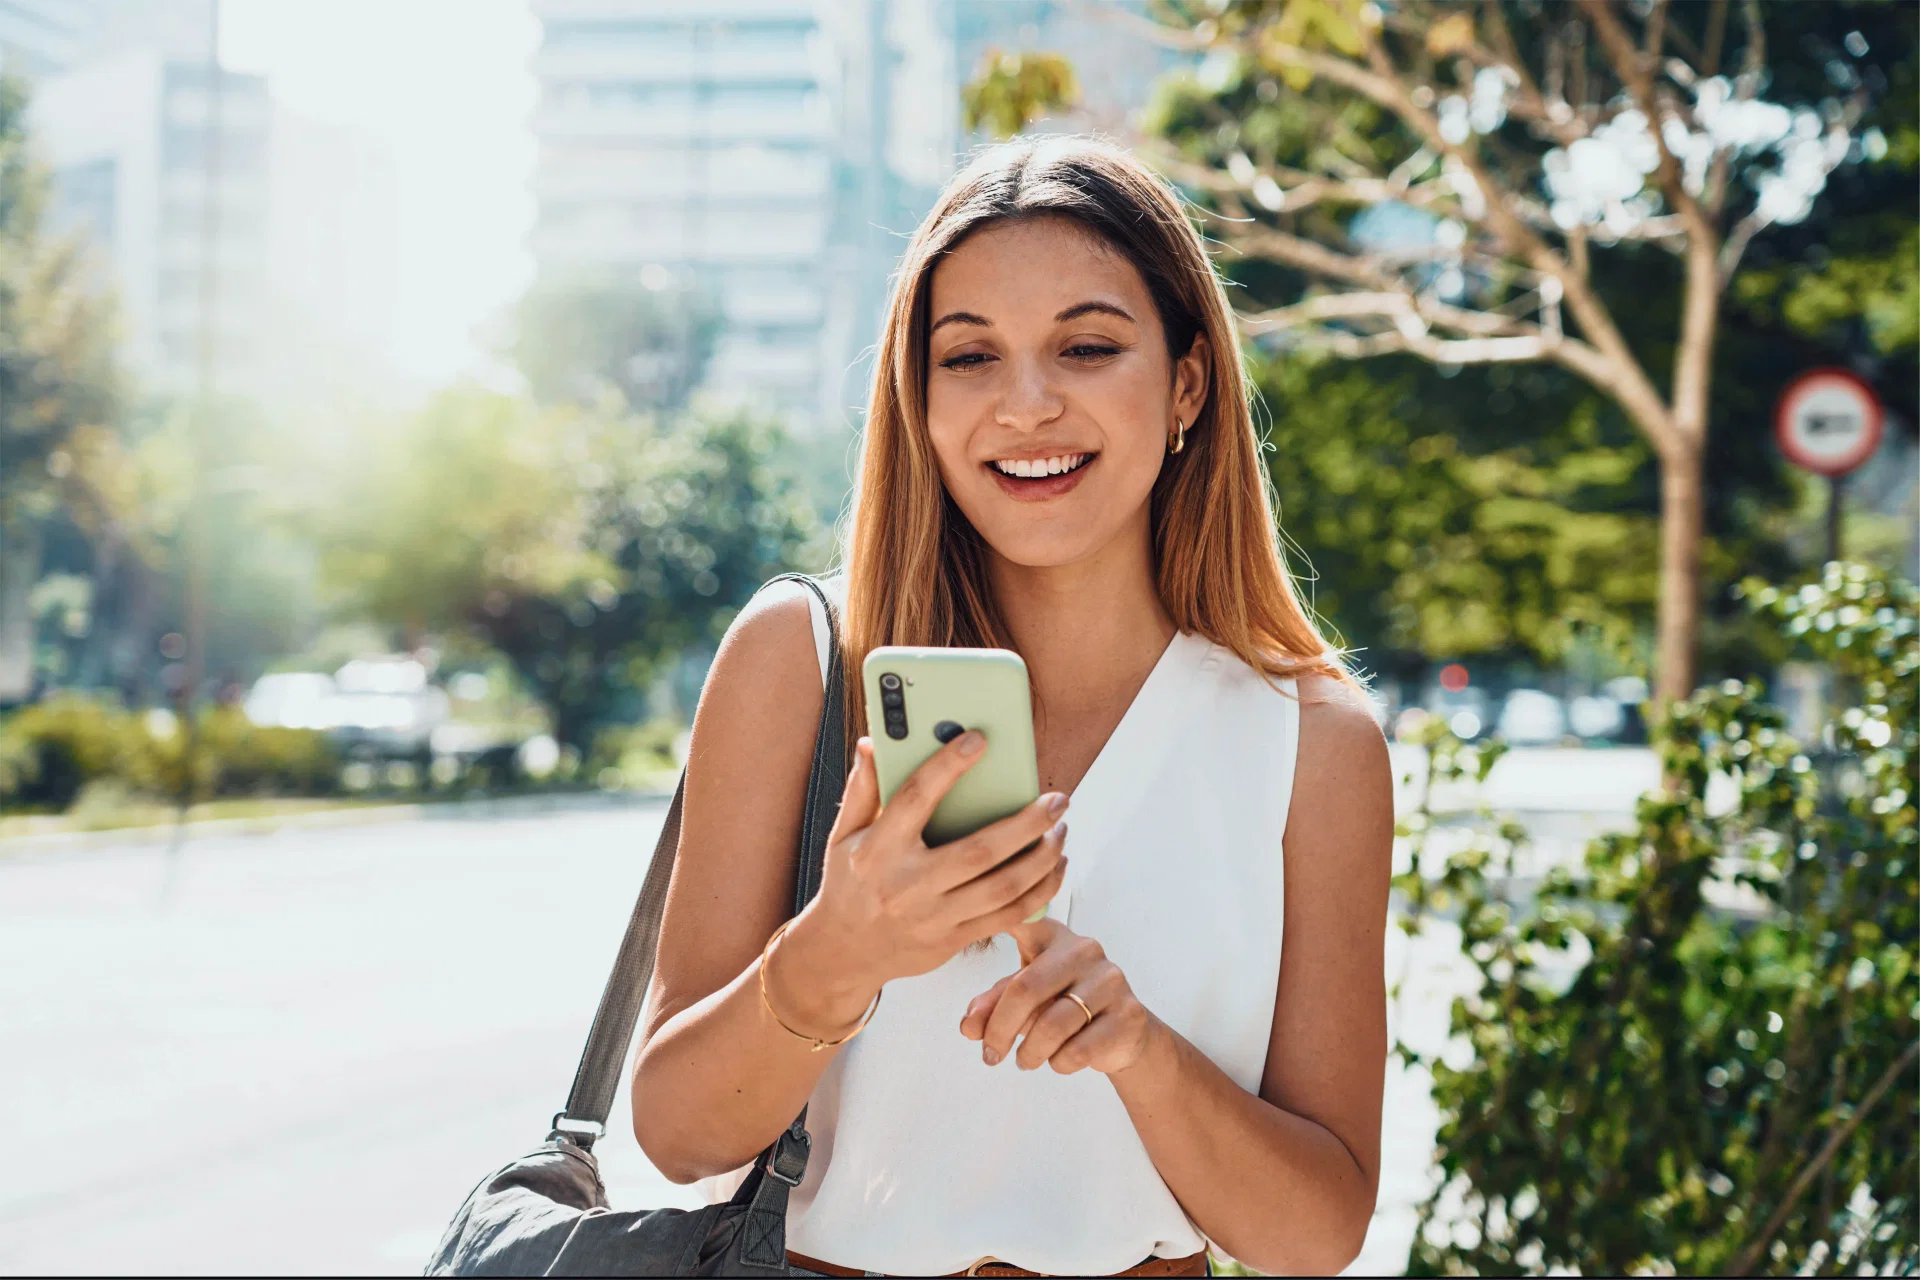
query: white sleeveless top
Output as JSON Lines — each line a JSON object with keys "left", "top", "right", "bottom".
{"left": 727, "top": 577, "right": 1301, "bottom": 1275}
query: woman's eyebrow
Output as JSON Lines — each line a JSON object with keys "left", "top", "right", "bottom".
{"left": 930, "top": 310, "right": 991, "bottom": 334}
{"left": 1055, "top": 301, "right": 1136, "bottom": 324}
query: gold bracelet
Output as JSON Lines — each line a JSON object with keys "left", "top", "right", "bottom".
{"left": 758, "top": 917, "right": 882, "bottom": 1052}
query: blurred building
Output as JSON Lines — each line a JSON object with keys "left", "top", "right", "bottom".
{"left": 526, "top": 0, "right": 1179, "bottom": 432}
{"left": 524, "top": 0, "right": 1179, "bottom": 430}
{"left": 529, "top": 1, "right": 839, "bottom": 425}
{"left": 24, "top": 0, "right": 402, "bottom": 401}
{"left": 31, "top": 49, "right": 271, "bottom": 395}
{"left": 0, "top": 0, "right": 98, "bottom": 78}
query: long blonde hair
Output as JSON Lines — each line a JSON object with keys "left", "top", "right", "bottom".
{"left": 840, "top": 136, "right": 1350, "bottom": 750}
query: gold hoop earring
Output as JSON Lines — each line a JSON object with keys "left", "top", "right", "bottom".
{"left": 1168, "top": 417, "right": 1187, "bottom": 454}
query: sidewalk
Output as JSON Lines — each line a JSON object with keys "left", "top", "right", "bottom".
{"left": 0, "top": 788, "right": 671, "bottom": 859}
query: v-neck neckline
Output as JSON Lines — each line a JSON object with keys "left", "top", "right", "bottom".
{"left": 1052, "top": 630, "right": 1213, "bottom": 921}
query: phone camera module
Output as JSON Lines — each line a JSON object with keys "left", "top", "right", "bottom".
{"left": 879, "top": 673, "right": 902, "bottom": 692}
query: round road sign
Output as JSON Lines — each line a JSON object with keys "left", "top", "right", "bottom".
{"left": 1775, "top": 368, "right": 1884, "bottom": 477}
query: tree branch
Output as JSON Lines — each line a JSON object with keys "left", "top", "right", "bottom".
{"left": 1333, "top": 27, "right": 1678, "bottom": 449}
{"left": 1701, "top": 0, "right": 1729, "bottom": 76}
{"left": 1723, "top": 1038, "right": 1920, "bottom": 1277}
{"left": 1380, "top": 12, "right": 1586, "bottom": 146}
{"left": 1642, "top": 0, "right": 1668, "bottom": 63}
{"left": 1240, "top": 287, "right": 1621, "bottom": 394}
{"left": 1578, "top": 0, "right": 1719, "bottom": 254}
{"left": 1152, "top": 148, "right": 1458, "bottom": 216}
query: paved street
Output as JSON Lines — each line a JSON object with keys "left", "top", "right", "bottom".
{"left": 0, "top": 750, "right": 1645, "bottom": 1274}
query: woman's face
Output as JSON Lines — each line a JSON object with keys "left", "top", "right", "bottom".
{"left": 923, "top": 216, "right": 1210, "bottom": 570}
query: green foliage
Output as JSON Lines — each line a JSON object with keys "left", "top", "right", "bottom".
{"left": 1130, "top": 1, "right": 1916, "bottom": 680}
{"left": 0, "top": 693, "right": 146, "bottom": 809}
{"left": 1725, "top": 1, "right": 1920, "bottom": 426}
{"left": 1257, "top": 350, "right": 1659, "bottom": 672}
{"left": 312, "top": 387, "right": 827, "bottom": 748}
{"left": 0, "top": 694, "right": 339, "bottom": 811}
{"left": 0, "top": 73, "right": 126, "bottom": 702}
{"left": 158, "top": 707, "right": 341, "bottom": 801}
{"left": 586, "top": 718, "right": 683, "bottom": 789}
{"left": 0, "top": 74, "right": 122, "bottom": 529}
{"left": 1396, "top": 565, "right": 1917, "bottom": 1275}
{"left": 961, "top": 49, "right": 1080, "bottom": 139}
{"left": 507, "top": 274, "right": 720, "bottom": 413}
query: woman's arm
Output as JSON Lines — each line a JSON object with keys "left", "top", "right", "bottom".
{"left": 961, "top": 677, "right": 1392, "bottom": 1273}
{"left": 633, "top": 586, "right": 1071, "bottom": 1184}
{"left": 630, "top": 587, "right": 871, "bottom": 1183}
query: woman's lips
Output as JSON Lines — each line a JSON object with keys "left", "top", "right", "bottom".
{"left": 985, "top": 455, "right": 1097, "bottom": 502}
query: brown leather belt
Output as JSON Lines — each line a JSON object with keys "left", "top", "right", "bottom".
{"left": 785, "top": 1247, "right": 1209, "bottom": 1277}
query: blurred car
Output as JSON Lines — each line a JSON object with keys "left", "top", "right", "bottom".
{"left": 1568, "top": 694, "right": 1628, "bottom": 740}
{"left": 1422, "top": 684, "right": 1492, "bottom": 741}
{"left": 1496, "top": 688, "right": 1569, "bottom": 745}
{"left": 243, "top": 672, "right": 339, "bottom": 730}
{"left": 244, "top": 657, "right": 450, "bottom": 759}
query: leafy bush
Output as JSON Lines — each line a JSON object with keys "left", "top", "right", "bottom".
{"left": 149, "top": 706, "right": 341, "bottom": 799}
{"left": 0, "top": 694, "right": 150, "bottom": 810}
{"left": 1397, "top": 564, "right": 1916, "bottom": 1275}
{"left": 586, "top": 718, "right": 683, "bottom": 789}
{"left": 0, "top": 694, "right": 340, "bottom": 811}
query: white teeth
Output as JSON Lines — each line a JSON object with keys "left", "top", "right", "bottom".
{"left": 992, "top": 453, "right": 1088, "bottom": 478}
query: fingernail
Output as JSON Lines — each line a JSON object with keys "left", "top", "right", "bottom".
{"left": 957, "top": 730, "right": 986, "bottom": 757}
{"left": 1045, "top": 792, "right": 1069, "bottom": 817}
{"left": 983, "top": 1046, "right": 1002, "bottom": 1066}
{"left": 1050, "top": 820, "right": 1068, "bottom": 842}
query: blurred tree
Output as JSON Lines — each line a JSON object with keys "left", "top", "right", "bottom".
{"left": 981, "top": 0, "right": 1903, "bottom": 704}
{"left": 963, "top": 49, "right": 1081, "bottom": 138}
{"left": 1256, "top": 347, "right": 1662, "bottom": 679}
{"left": 314, "top": 388, "right": 825, "bottom": 749}
{"left": 0, "top": 75, "right": 123, "bottom": 704}
{"left": 507, "top": 273, "right": 721, "bottom": 413}
{"left": 1395, "top": 564, "right": 1916, "bottom": 1275}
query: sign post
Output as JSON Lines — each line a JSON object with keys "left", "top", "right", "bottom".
{"left": 1774, "top": 368, "right": 1885, "bottom": 563}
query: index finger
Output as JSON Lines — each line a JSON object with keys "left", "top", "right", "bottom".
{"left": 871, "top": 728, "right": 988, "bottom": 842}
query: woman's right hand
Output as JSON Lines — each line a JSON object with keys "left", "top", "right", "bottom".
{"left": 787, "top": 732, "right": 1069, "bottom": 998}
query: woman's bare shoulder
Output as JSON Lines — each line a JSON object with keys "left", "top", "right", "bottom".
{"left": 1294, "top": 673, "right": 1383, "bottom": 737}
{"left": 1290, "top": 674, "right": 1392, "bottom": 828}
{"left": 697, "top": 582, "right": 825, "bottom": 737}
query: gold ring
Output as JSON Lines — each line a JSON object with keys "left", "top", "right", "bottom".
{"left": 1063, "top": 991, "right": 1094, "bottom": 1028}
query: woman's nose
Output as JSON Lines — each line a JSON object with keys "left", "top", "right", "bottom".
{"left": 993, "top": 356, "right": 1063, "bottom": 432}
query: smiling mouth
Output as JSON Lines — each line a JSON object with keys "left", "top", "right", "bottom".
{"left": 987, "top": 452, "right": 1094, "bottom": 479}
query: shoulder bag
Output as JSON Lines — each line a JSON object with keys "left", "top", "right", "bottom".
{"left": 426, "top": 573, "right": 846, "bottom": 1276}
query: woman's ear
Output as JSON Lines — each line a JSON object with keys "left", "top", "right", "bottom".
{"left": 1172, "top": 332, "right": 1211, "bottom": 430}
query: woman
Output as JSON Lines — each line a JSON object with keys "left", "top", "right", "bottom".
{"left": 632, "top": 136, "right": 1393, "bottom": 1278}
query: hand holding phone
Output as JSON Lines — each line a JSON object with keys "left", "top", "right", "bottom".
{"left": 786, "top": 645, "right": 1063, "bottom": 993}
{"left": 862, "top": 647, "right": 1041, "bottom": 848}
{"left": 801, "top": 728, "right": 1067, "bottom": 991}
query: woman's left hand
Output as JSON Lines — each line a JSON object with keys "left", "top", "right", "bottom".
{"left": 959, "top": 918, "right": 1158, "bottom": 1075}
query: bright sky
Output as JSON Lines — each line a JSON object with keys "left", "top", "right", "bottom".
{"left": 221, "top": 0, "right": 539, "bottom": 387}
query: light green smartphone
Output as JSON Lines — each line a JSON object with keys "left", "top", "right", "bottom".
{"left": 862, "top": 646, "right": 1047, "bottom": 921}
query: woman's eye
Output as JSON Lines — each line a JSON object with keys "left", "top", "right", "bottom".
{"left": 1065, "top": 344, "right": 1121, "bottom": 361}
{"left": 939, "top": 352, "right": 993, "bottom": 370}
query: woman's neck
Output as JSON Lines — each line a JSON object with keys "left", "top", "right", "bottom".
{"left": 986, "top": 521, "right": 1176, "bottom": 718}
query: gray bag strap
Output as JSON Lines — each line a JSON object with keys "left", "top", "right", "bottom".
{"left": 553, "top": 573, "right": 846, "bottom": 1156}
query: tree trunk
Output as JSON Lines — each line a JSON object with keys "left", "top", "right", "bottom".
{"left": 1653, "top": 441, "right": 1705, "bottom": 708}
{"left": 0, "top": 520, "right": 43, "bottom": 705}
